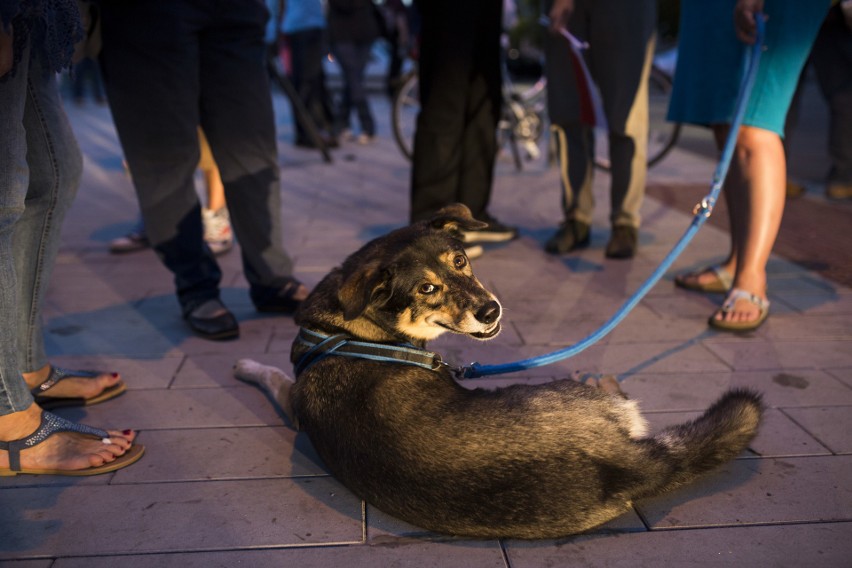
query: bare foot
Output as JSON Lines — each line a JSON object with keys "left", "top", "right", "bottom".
{"left": 23, "top": 364, "right": 121, "bottom": 401}
{"left": 0, "top": 403, "right": 136, "bottom": 473}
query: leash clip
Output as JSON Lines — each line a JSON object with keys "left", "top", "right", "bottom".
{"left": 693, "top": 195, "right": 715, "bottom": 218}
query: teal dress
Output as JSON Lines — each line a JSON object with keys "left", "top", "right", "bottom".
{"left": 667, "top": 0, "right": 830, "bottom": 136}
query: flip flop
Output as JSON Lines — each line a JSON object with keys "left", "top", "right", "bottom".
{"left": 31, "top": 366, "right": 127, "bottom": 410}
{"left": 0, "top": 411, "right": 145, "bottom": 477}
{"left": 708, "top": 288, "right": 770, "bottom": 332}
{"left": 674, "top": 265, "right": 733, "bottom": 294}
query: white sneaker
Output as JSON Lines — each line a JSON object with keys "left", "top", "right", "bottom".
{"left": 202, "top": 207, "right": 234, "bottom": 255}
{"left": 356, "top": 133, "right": 374, "bottom": 145}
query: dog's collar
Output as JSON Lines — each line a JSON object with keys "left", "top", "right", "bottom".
{"left": 293, "top": 328, "right": 445, "bottom": 376}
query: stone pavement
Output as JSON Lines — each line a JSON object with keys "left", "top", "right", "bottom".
{"left": 1, "top": 78, "right": 851, "bottom": 567}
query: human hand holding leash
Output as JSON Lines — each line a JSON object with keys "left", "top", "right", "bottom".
{"left": 548, "top": 0, "right": 574, "bottom": 33}
{"left": 734, "top": 0, "right": 765, "bottom": 44}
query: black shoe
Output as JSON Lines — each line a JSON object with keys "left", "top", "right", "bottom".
{"left": 295, "top": 133, "right": 339, "bottom": 149}
{"left": 544, "top": 220, "right": 590, "bottom": 254}
{"left": 461, "top": 213, "right": 519, "bottom": 243}
{"left": 253, "top": 278, "right": 307, "bottom": 314}
{"left": 185, "top": 299, "right": 239, "bottom": 340}
{"left": 605, "top": 225, "right": 638, "bottom": 259}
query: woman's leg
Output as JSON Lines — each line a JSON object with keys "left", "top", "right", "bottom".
{"left": 13, "top": 35, "right": 121, "bottom": 397}
{"left": 711, "top": 125, "right": 785, "bottom": 324}
{"left": 0, "top": 39, "right": 135, "bottom": 473}
{"left": 676, "top": 124, "right": 740, "bottom": 289}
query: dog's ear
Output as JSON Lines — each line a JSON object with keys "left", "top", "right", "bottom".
{"left": 338, "top": 260, "right": 390, "bottom": 321}
{"left": 429, "top": 203, "right": 488, "bottom": 233}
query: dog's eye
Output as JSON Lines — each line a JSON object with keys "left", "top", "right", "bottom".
{"left": 453, "top": 254, "right": 467, "bottom": 269}
{"left": 419, "top": 283, "right": 437, "bottom": 295}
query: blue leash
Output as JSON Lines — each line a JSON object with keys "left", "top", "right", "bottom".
{"left": 460, "top": 16, "right": 766, "bottom": 380}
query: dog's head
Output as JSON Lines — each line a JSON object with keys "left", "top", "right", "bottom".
{"left": 332, "top": 204, "right": 502, "bottom": 344}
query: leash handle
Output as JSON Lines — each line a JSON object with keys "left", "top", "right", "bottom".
{"left": 462, "top": 14, "right": 766, "bottom": 379}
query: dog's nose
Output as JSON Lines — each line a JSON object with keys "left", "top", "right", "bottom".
{"left": 475, "top": 301, "right": 501, "bottom": 325}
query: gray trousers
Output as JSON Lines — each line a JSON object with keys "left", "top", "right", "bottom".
{"left": 544, "top": 0, "right": 656, "bottom": 229}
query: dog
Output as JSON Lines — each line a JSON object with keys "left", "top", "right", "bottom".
{"left": 235, "top": 203, "right": 763, "bottom": 539}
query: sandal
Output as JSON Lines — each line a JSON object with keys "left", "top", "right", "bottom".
{"left": 0, "top": 411, "right": 145, "bottom": 477}
{"left": 31, "top": 366, "right": 127, "bottom": 410}
{"left": 708, "top": 288, "right": 770, "bottom": 332}
{"left": 675, "top": 265, "right": 733, "bottom": 294}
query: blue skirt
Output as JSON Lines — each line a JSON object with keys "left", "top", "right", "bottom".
{"left": 667, "top": 0, "right": 829, "bottom": 136}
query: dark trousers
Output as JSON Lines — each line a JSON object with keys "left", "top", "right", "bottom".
{"left": 409, "top": 0, "right": 502, "bottom": 222}
{"left": 812, "top": 5, "right": 852, "bottom": 185}
{"left": 99, "top": 0, "right": 295, "bottom": 313}
{"left": 287, "top": 27, "right": 334, "bottom": 143}
{"left": 332, "top": 41, "right": 376, "bottom": 136}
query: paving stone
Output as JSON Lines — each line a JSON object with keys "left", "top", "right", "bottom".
{"left": 52, "top": 541, "right": 506, "bottom": 568}
{"left": 0, "top": 478, "right": 362, "bottom": 559}
{"left": 637, "top": 456, "right": 852, "bottom": 528}
{"left": 54, "top": 386, "right": 283, "bottom": 430}
{"left": 505, "top": 523, "right": 852, "bottom": 567}
{"left": 703, "top": 339, "right": 852, "bottom": 371}
{"left": 782, "top": 406, "right": 852, "bottom": 454}
{"left": 111, "top": 427, "right": 325, "bottom": 483}
{"left": 621, "top": 369, "right": 852, "bottom": 410}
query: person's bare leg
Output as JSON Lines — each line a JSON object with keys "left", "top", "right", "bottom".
{"left": 203, "top": 165, "right": 226, "bottom": 211}
{"left": 22, "top": 364, "right": 121, "bottom": 400}
{"left": 676, "top": 124, "right": 739, "bottom": 288}
{"left": 0, "top": 403, "right": 136, "bottom": 472}
{"left": 712, "top": 125, "right": 783, "bottom": 324}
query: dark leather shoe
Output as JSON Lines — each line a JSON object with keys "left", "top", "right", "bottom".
{"left": 185, "top": 299, "right": 239, "bottom": 340}
{"left": 545, "top": 220, "right": 590, "bottom": 254}
{"left": 605, "top": 225, "right": 638, "bottom": 259}
{"left": 253, "top": 278, "right": 307, "bottom": 315}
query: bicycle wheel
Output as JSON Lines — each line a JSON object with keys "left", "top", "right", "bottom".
{"left": 392, "top": 72, "right": 419, "bottom": 161}
{"left": 499, "top": 76, "right": 548, "bottom": 166}
{"left": 593, "top": 65, "right": 680, "bottom": 171}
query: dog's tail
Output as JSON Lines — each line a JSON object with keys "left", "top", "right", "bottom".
{"left": 646, "top": 388, "right": 763, "bottom": 495}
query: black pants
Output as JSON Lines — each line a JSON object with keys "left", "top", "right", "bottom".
{"left": 409, "top": 0, "right": 502, "bottom": 222}
{"left": 99, "top": 0, "right": 296, "bottom": 313}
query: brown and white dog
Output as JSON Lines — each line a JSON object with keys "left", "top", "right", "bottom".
{"left": 235, "top": 203, "right": 762, "bottom": 539}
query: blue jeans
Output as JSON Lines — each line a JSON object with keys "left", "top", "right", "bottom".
{"left": 99, "top": 0, "right": 297, "bottom": 314}
{"left": 0, "top": 41, "right": 84, "bottom": 415}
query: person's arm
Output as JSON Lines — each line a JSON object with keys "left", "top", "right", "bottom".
{"left": 734, "top": 0, "right": 764, "bottom": 44}
{"left": 548, "top": 0, "right": 574, "bottom": 33}
{"left": 0, "top": 24, "right": 12, "bottom": 78}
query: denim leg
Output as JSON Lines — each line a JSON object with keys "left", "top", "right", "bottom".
{"left": 0, "top": 40, "right": 72, "bottom": 415}
{"left": 15, "top": 44, "right": 84, "bottom": 374}
{"left": 99, "top": 1, "right": 222, "bottom": 314}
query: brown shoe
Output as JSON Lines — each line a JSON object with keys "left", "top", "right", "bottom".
{"left": 826, "top": 182, "right": 852, "bottom": 200}
{"left": 605, "top": 226, "right": 637, "bottom": 259}
{"left": 544, "top": 220, "right": 590, "bottom": 254}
